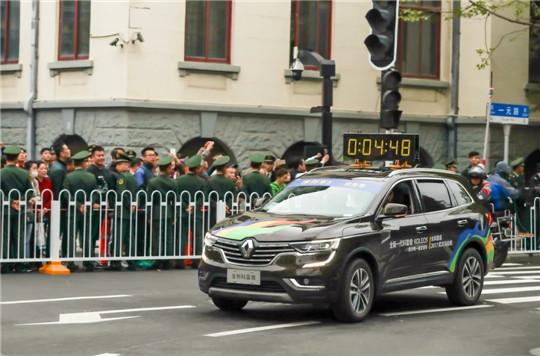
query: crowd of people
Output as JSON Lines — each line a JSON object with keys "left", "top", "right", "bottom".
{"left": 445, "top": 151, "right": 540, "bottom": 244}
{"left": 0, "top": 139, "right": 330, "bottom": 273}
{"left": 2, "top": 141, "right": 539, "bottom": 274}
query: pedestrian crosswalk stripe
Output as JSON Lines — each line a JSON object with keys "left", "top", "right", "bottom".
{"left": 501, "top": 263, "right": 523, "bottom": 266}
{"left": 379, "top": 304, "right": 493, "bottom": 317}
{"left": 494, "top": 266, "right": 540, "bottom": 271}
{"left": 515, "top": 276, "right": 540, "bottom": 279}
{"left": 438, "top": 286, "right": 540, "bottom": 295}
{"left": 486, "top": 296, "right": 540, "bottom": 304}
{"left": 484, "top": 279, "right": 539, "bottom": 286}
{"left": 485, "top": 274, "right": 506, "bottom": 279}
{"left": 486, "top": 271, "right": 540, "bottom": 275}
{"left": 479, "top": 286, "right": 540, "bottom": 295}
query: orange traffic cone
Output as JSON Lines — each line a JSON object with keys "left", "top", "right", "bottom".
{"left": 39, "top": 261, "right": 71, "bottom": 275}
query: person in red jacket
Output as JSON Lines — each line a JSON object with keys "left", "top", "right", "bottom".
{"left": 36, "top": 161, "right": 53, "bottom": 256}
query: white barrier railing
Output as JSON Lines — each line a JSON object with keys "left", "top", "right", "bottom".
{"left": 508, "top": 196, "right": 540, "bottom": 254}
{"left": 1, "top": 189, "right": 271, "bottom": 264}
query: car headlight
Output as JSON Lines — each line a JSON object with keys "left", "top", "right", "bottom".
{"left": 204, "top": 233, "right": 218, "bottom": 247}
{"left": 290, "top": 238, "right": 340, "bottom": 254}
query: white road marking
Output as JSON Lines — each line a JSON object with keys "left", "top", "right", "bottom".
{"left": 17, "top": 305, "right": 195, "bottom": 326}
{"left": 485, "top": 274, "right": 505, "bottom": 279}
{"left": 437, "top": 286, "right": 540, "bottom": 295}
{"left": 95, "top": 354, "right": 120, "bottom": 356}
{"left": 501, "top": 263, "right": 522, "bottom": 266}
{"left": 515, "top": 276, "right": 540, "bottom": 279}
{"left": 484, "top": 279, "right": 539, "bottom": 286}
{"left": 486, "top": 296, "right": 540, "bottom": 304}
{"left": 205, "top": 321, "right": 320, "bottom": 337}
{"left": 379, "top": 304, "right": 493, "bottom": 317}
{"left": 494, "top": 266, "right": 540, "bottom": 271}
{"left": 487, "top": 271, "right": 540, "bottom": 275}
{"left": 1, "top": 295, "right": 132, "bottom": 305}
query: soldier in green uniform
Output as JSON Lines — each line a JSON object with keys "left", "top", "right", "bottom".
{"left": 509, "top": 157, "right": 525, "bottom": 189}
{"left": 62, "top": 150, "right": 99, "bottom": 271}
{"left": 242, "top": 153, "right": 272, "bottom": 199}
{"left": 49, "top": 141, "right": 71, "bottom": 258}
{"left": 176, "top": 155, "right": 208, "bottom": 261}
{"left": 0, "top": 146, "right": 34, "bottom": 273}
{"left": 208, "top": 156, "right": 237, "bottom": 225}
{"left": 110, "top": 154, "right": 139, "bottom": 270}
{"left": 147, "top": 156, "right": 177, "bottom": 269}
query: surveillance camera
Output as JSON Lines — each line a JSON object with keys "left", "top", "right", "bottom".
{"left": 290, "top": 58, "right": 304, "bottom": 81}
{"left": 109, "top": 37, "right": 120, "bottom": 47}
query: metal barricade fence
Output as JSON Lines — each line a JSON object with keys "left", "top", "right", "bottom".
{"left": 508, "top": 196, "right": 540, "bottom": 254}
{"left": 1, "top": 189, "right": 271, "bottom": 264}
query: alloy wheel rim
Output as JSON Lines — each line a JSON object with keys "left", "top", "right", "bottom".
{"left": 462, "top": 256, "right": 482, "bottom": 299}
{"left": 350, "top": 267, "right": 371, "bottom": 314}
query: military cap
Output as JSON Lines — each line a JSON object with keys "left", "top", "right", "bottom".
{"left": 158, "top": 156, "right": 173, "bottom": 167}
{"left": 305, "top": 158, "right": 320, "bottom": 166}
{"left": 3, "top": 145, "right": 21, "bottom": 155}
{"left": 249, "top": 153, "right": 265, "bottom": 164}
{"left": 213, "top": 155, "right": 230, "bottom": 168}
{"left": 185, "top": 155, "right": 202, "bottom": 169}
{"left": 445, "top": 160, "right": 458, "bottom": 169}
{"left": 115, "top": 153, "right": 130, "bottom": 163}
{"left": 125, "top": 149, "right": 137, "bottom": 159}
{"left": 71, "top": 150, "right": 90, "bottom": 161}
{"left": 264, "top": 154, "right": 276, "bottom": 163}
{"left": 510, "top": 157, "right": 524, "bottom": 168}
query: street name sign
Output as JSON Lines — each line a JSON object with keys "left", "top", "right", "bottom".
{"left": 490, "top": 103, "right": 529, "bottom": 125}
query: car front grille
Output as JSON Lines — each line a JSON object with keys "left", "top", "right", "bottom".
{"left": 213, "top": 238, "right": 295, "bottom": 266}
{"left": 211, "top": 277, "right": 286, "bottom": 293}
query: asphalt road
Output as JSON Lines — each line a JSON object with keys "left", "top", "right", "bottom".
{"left": 2, "top": 259, "right": 540, "bottom": 356}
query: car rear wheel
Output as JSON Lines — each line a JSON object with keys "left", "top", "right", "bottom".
{"left": 446, "top": 248, "right": 484, "bottom": 306}
{"left": 211, "top": 297, "right": 248, "bottom": 311}
{"left": 332, "top": 259, "right": 374, "bottom": 322}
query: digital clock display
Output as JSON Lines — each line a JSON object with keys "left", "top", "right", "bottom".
{"left": 343, "top": 133, "right": 419, "bottom": 163}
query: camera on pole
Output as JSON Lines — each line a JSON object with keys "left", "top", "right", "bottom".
{"left": 364, "top": 0, "right": 400, "bottom": 71}
{"left": 380, "top": 69, "right": 402, "bottom": 129}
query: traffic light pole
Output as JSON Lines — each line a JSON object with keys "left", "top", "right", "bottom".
{"left": 299, "top": 50, "right": 336, "bottom": 160}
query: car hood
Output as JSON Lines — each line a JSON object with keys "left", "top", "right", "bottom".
{"left": 210, "top": 211, "right": 343, "bottom": 242}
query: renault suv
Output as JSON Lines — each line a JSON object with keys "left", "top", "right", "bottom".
{"left": 198, "top": 167, "right": 494, "bottom": 322}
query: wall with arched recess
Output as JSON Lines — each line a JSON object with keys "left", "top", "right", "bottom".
{"left": 179, "top": 137, "right": 237, "bottom": 166}
{"left": 418, "top": 147, "right": 434, "bottom": 168}
{"left": 525, "top": 149, "right": 540, "bottom": 183}
{"left": 281, "top": 141, "right": 324, "bottom": 162}
{"left": 52, "top": 134, "right": 88, "bottom": 156}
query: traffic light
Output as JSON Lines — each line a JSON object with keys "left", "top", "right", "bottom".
{"left": 380, "top": 69, "right": 402, "bottom": 129}
{"left": 364, "top": 0, "right": 400, "bottom": 70}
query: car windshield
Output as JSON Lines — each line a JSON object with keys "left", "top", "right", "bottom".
{"left": 261, "top": 178, "right": 384, "bottom": 218}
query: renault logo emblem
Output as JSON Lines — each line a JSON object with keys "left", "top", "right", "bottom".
{"left": 240, "top": 239, "right": 255, "bottom": 258}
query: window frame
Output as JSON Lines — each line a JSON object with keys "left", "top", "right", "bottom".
{"left": 1, "top": 0, "right": 19, "bottom": 64}
{"left": 397, "top": 1, "right": 441, "bottom": 79}
{"left": 57, "top": 0, "right": 90, "bottom": 61}
{"left": 184, "top": 0, "right": 232, "bottom": 64}
{"left": 415, "top": 179, "right": 454, "bottom": 213}
{"left": 376, "top": 178, "right": 424, "bottom": 217}
{"left": 445, "top": 180, "right": 473, "bottom": 207}
{"left": 291, "top": 0, "right": 333, "bottom": 69}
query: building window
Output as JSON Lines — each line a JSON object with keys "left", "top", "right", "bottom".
{"left": 397, "top": 1, "right": 441, "bottom": 79}
{"left": 184, "top": 0, "right": 232, "bottom": 63}
{"left": 0, "top": 0, "right": 20, "bottom": 64}
{"left": 58, "top": 0, "right": 91, "bottom": 60}
{"left": 530, "top": 1, "right": 540, "bottom": 83}
{"left": 290, "top": 0, "right": 332, "bottom": 67}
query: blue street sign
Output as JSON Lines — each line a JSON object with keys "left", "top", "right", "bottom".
{"left": 490, "top": 103, "right": 529, "bottom": 125}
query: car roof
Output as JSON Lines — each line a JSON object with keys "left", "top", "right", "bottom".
{"left": 302, "top": 166, "right": 466, "bottom": 182}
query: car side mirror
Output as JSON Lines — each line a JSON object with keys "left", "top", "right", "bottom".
{"left": 254, "top": 196, "right": 270, "bottom": 209}
{"left": 381, "top": 203, "right": 408, "bottom": 218}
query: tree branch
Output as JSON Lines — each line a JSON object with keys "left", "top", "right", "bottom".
{"left": 468, "top": 0, "right": 540, "bottom": 28}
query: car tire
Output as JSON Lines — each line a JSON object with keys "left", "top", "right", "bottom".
{"left": 446, "top": 248, "right": 484, "bottom": 306}
{"left": 332, "top": 259, "right": 374, "bottom": 322}
{"left": 211, "top": 297, "right": 248, "bottom": 311}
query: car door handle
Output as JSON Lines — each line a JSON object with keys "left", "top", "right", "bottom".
{"left": 416, "top": 226, "right": 428, "bottom": 233}
{"left": 457, "top": 219, "right": 468, "bottom": 227}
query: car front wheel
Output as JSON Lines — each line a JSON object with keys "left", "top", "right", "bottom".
{"left": 211, "top": 296, "right": 248, "bottom": 312}
{"left": 332, "top": 258, "right": 374, "bottom": 322}
{"left": 446, "top": 248, "right": 484, "bottom": 305}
